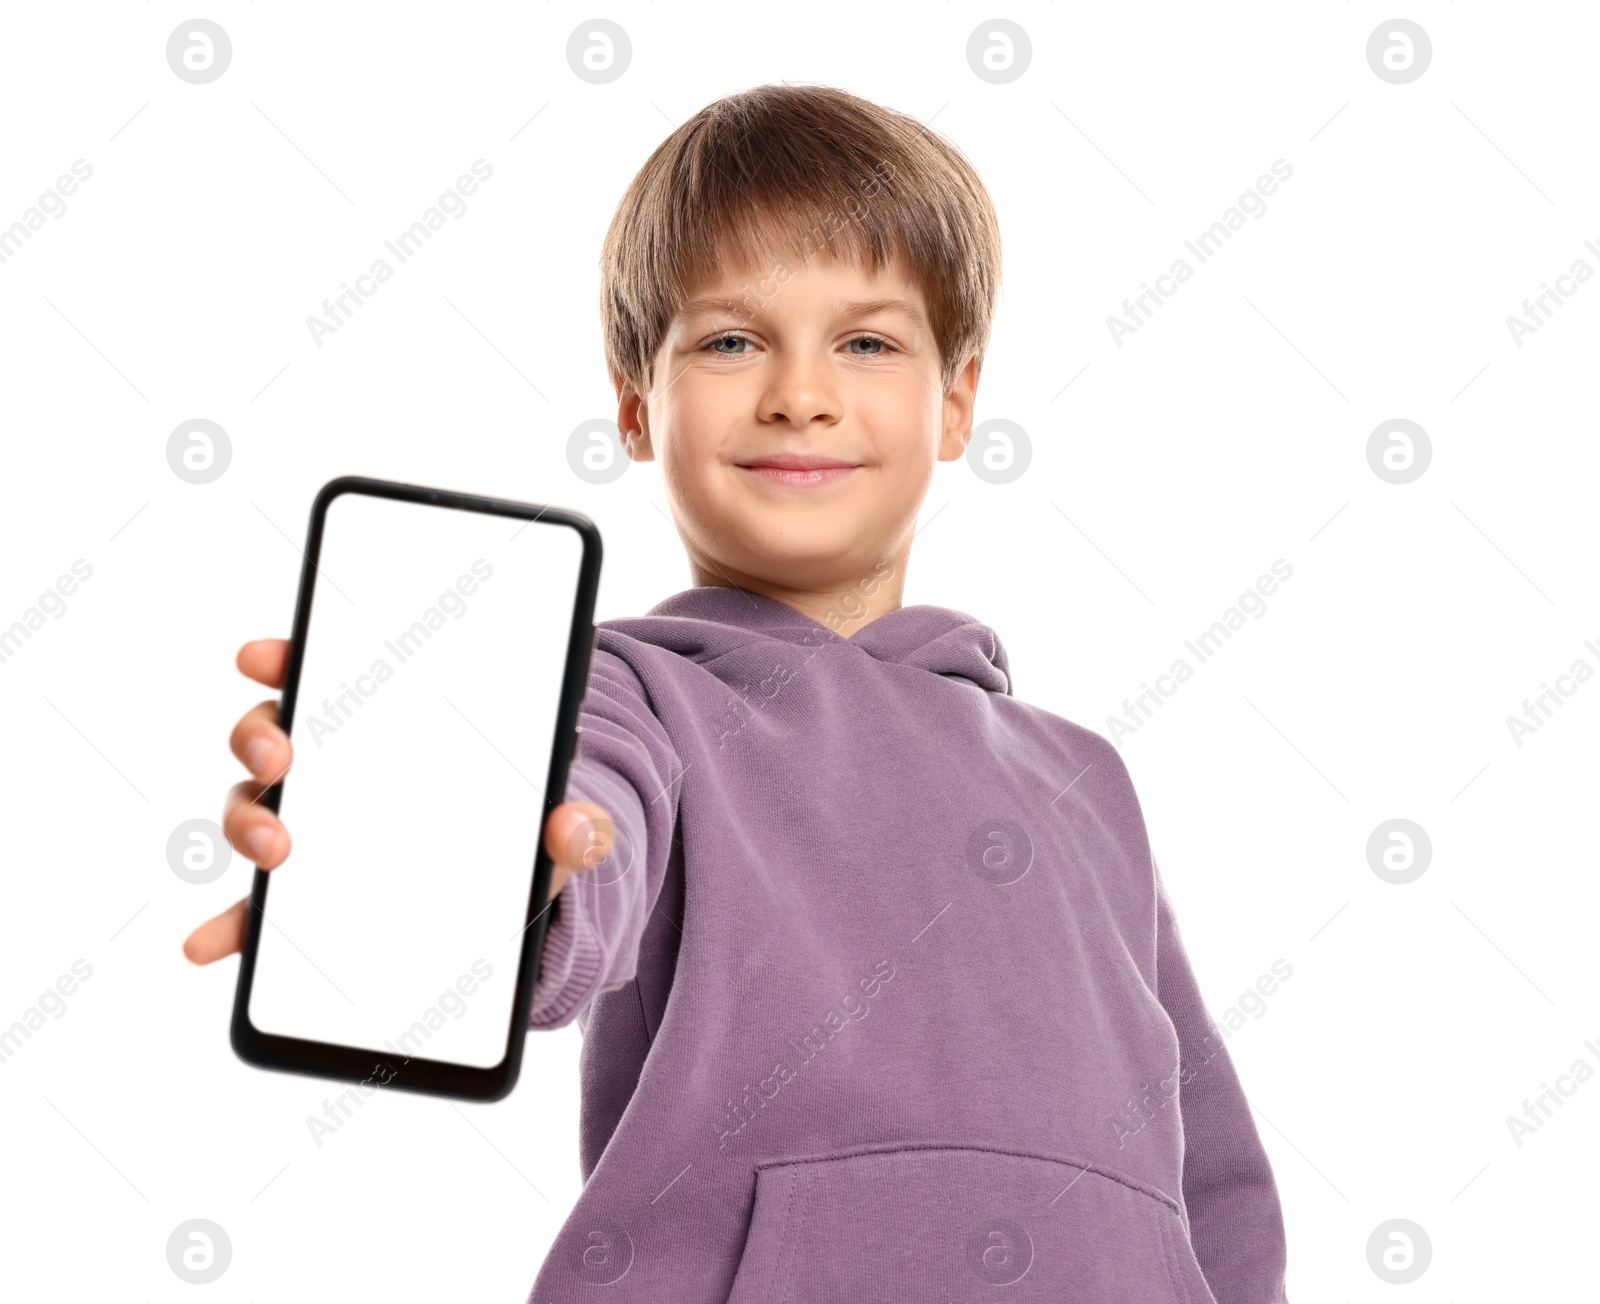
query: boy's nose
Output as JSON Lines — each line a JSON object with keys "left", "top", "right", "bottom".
{"left": 756, "top": 357, "right": 842, "bottom": 428}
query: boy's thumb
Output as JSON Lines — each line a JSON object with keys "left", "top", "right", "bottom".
{"left": 547, "top": 800, "right": 615, "bottom": 875}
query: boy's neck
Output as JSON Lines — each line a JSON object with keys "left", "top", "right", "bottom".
{"left": 685, "top": 557, "right": 907, "bottom": 641}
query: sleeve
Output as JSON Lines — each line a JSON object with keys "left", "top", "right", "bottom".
{"left": 526, "top": 645, "right": 683, "bottom": 1030}
{"left": 1153, "top": 857, "right": 1290, "bottom": 1304}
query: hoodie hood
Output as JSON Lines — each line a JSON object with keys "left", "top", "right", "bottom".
{"left": 600, "top": 585, "right": 1012, "bottom": 696}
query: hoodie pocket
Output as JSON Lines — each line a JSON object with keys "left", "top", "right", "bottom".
{"left": 722, "top": 1144, "right": 1195, "bottom": 1304}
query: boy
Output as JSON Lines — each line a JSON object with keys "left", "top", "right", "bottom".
{"left": 187, "top": 83, "right": 1290, "bottom": 1302}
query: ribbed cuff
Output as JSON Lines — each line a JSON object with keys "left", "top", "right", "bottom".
{"left": 527, "top": 883, "right": 605, "bottom": 1029}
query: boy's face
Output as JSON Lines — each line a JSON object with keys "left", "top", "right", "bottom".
{"left": 615, "top": 246, "right": 978, "bottom": 605}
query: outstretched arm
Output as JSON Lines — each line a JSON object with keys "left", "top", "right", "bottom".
{"left": 529, "top": 646, "right": 683, "bottom": 1029}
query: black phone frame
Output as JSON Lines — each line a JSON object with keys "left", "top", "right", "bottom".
{"left": 229, "top": 475, "right": 601, "bottom": 1103}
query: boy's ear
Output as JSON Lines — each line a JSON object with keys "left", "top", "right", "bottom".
{"left": 615, "top": 372, "right": 656, "bottom": 463}
{"left": 937, "top": 354, "right": 981, "bottom": 463}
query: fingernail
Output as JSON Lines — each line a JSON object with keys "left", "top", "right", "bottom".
{"left": 245, "top": 736, "right": 274, "bottom": 776}
{"left": 246, "top": 825, "right": 278, "bottom": 862}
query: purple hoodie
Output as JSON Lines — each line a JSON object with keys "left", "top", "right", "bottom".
{"left": 525, "top": 585, "right": 1289, "bottom": 1303}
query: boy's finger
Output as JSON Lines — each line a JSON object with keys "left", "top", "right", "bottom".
{"left": 223, "top": 779, "right": 292, "bottom": 869}
{"left": 237, "top": 639, "right": 290, "bottom": 689}
{"left": 230, "top": 699, "right": 292, "bottom": 785}
{"left": 183, "top": 896, "right": 247, "bottom": 964}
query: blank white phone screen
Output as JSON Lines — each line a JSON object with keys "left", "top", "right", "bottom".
{"left": 248, "top": 491, "right": 583, "bottom": 1069}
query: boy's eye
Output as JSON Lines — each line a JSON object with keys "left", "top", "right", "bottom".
{"left": 844, "top": 333, "right": 894, "bottom": 356}
{"left": 707, "top": 334, "right": 750, "bottom": 355}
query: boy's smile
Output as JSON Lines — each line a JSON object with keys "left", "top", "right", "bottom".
{"left": 734, "top": 452, "right": 863, "bottom": 490}
{"left": 614, "top": 245, "right": 979, "bottom": 634}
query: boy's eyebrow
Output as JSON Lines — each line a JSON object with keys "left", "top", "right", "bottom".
{"left": 674, "top": 296, "right": 928, "bottom": 330}
{"left": 676, "top": 296, "right": 754, "bottom": 322}
{"left": 833, "top": 297, "right": 928, "bottom": 330}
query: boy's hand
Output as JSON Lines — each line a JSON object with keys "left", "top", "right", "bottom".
{"left": 182, "top": 637, "right": 614, "bottom": 965}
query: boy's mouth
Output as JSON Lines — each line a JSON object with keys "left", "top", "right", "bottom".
{"left": 735, "top": 453, "right": 863, "bottom": 489}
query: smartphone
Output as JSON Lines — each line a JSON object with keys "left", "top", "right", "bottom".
{"left": 229, "top": 476, "right": 601, "bottom": 1102}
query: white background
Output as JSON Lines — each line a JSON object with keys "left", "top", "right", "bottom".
{"left": 0, "top": 2, "right": 1594, "bottom": 1300}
